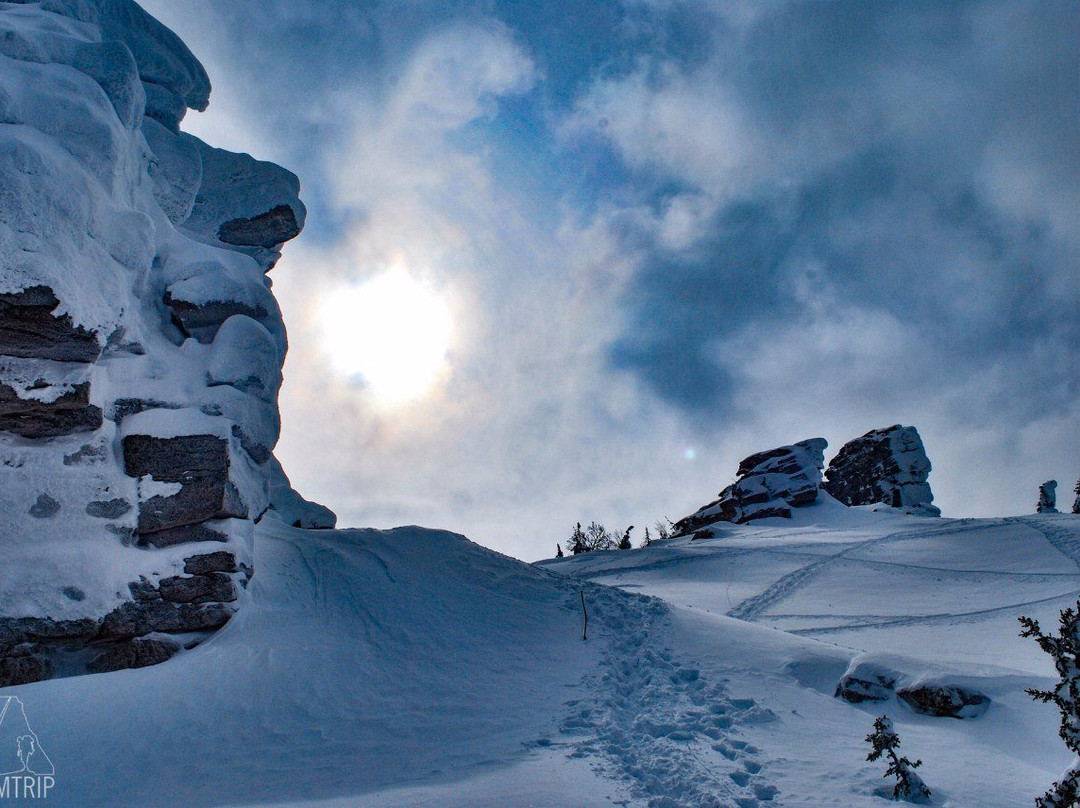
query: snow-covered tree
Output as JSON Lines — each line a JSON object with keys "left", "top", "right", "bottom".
{"left": 1072, "top": 479, "right": 1079, "bottom": 516}
{"left": 1020, "top": 604, "right": 1080, "bottom": 806}
{"left": 640, "top": 526, "right": 653, "bottom": 548}
{"left": 866, "top": 715, "right": 931, "bottom": 803}
{"left": 556, "top": 543, "right": 564, "bottom": 558}
{"left": 618, "top": 526, "right": 634, "bottom": 550}
{"left": 1039, "top": 481, "right": 1060, "bottom": 514}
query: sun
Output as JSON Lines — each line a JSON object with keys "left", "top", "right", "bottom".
{"left": 320, "top": 269, "right": 452, "bottom": 405}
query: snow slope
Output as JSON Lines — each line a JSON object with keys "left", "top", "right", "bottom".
{"left": 4, "top": 504, "right": 1078, "bottom": 806}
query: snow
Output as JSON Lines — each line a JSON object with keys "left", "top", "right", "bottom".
{"left": 1, "top": 508, "right": 1077, "bottom": 806}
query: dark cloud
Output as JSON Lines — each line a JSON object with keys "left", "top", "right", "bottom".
{"left": 598, "top": 1, "right": 1080, "bottom": 430}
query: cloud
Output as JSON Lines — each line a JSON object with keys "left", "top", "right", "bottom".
{"left": 559, "top": 2, "right": 1079, "bottom": 502}
{"left": 141, "top": 0, "right": 1080, "bottom": 557}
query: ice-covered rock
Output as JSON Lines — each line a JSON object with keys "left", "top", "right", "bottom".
{"left": 673, "top": 438, "right": 828, "bottom": 535}
{"left": 823, "top": 425, "right": 940, "bottom": 516}
{"left": 0, "top": 0, "right": 333, "bottom": 682}
{"left": 1037, "top": 480, "right": 1059, "bottom": 514}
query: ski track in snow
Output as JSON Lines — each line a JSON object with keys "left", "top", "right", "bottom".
{"left": 775, "top": 590, "right": 1080, "bottom": 635}
{"left": 557, "top": 587, "right": 779, "bottom": 807}
{"left": 1006, "top": 516, "right": 1080, "bottom": 572}
{"left": 727, "top": 519, "right": 1027, "bottom": 622}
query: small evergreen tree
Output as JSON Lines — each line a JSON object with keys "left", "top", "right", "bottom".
{"left": 1020, "top": 604, "right": 1080, "bottom": 806}
{"left": 556, "top": 543, "right": 564, "bottom": 558}
{"left": 1072, "top": 479, "right": 1080, "bottom": 516}
{"left": 618, "top": 526, "right": 634, "bottom": 550}
{"left": 569, "top": 523, "right": 587, "bottom": 555}
{"left": 866, "top": 715, "right": 931, "bottom": 803}
{"left": 640, "top": 526, "right": 652, "bottom": 548}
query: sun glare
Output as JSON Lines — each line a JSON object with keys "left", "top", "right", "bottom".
{"left": 321, "top": 270, "right": 452, "bottom": 405}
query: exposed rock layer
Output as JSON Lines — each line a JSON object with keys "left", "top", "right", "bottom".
{"left": 673, "top": 438, "right": 828, "bottom": 535}
{"left": 823, "top": 425, "right": 939, "bottom": 515}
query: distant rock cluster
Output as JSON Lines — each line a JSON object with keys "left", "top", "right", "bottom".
{"left": 0, "top": 0, "right": 334, "bottom": 684}
{"left": 673, "top": 425, "right": 938, "bottom": 537}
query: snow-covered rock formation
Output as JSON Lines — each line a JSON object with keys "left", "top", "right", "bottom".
{"left": 672, "top": 438, "right": 828, "bottom": 535}
{"left": 0, "top": 0, "right": 334, "bottom": 684}
{"left": 823, "top": 425, "right": 939, "bottom": 516}
{"left": 1037, "top": 480, "right": 1059, "bottom": 514}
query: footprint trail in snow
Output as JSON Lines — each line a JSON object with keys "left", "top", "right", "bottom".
{"left": 559, "top": 588, "right": 779, "bottom": 807}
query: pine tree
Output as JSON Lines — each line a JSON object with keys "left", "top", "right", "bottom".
{"left": 1020, "top": 604, "right": 1080, "bottom": 806}
{"left": 866, "top": 715, "right": 931, "bottom": 803}
{"left": 618, "top": 526, "right": 634, "bottom": 550}
{"left": 556, "top": 543, "right": 564, "bottom": 558}
{"left": 569, "top": 523, "right": 587, "bottom": 555}
{"left": 640, "top": 526, "right": 652, "bottom": 548}
{"left": 1072, "top": 479, "right": 1080, "bottom": 516}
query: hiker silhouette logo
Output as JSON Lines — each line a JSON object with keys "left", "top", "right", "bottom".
{"left": 0, "top": 697, "right": 55, "bottom": 800}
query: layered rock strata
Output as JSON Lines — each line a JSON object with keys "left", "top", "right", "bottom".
{"left": 673, "top": 438, "right": 828, "bottom": 536}
{"left": 823, "top": 425, "right": 939, "bottom": 516}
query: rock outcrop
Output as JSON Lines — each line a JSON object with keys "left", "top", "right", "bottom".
{"left": 0, "top": 0, "right": 334, "bottom": 683}
{"left": 896, "top": 685, "right": 990, "bottom": 719}
{"left": 1037, "top": 480, "right": 1059, "bottom": 514}
{"left": 823, "top": 425, "right": 939, "bottom": 516}
{"left": 834, "top": 659, "right": 990, "bottom": 719}
{"left": 673, "top": 438, "right": 828, "bottom": 536}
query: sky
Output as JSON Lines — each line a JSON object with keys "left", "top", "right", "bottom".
{"left": 140, "top": 0, "right": 1079, "bottom": 561}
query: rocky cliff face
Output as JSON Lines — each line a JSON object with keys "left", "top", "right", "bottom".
{"left": 672, "top": 438, "right": 828, "bottom": 536}
{"left": 823, "top": 425, "right": 939, "bottom": 516}
{"left": 0, "top": 0, "right": 334, "bottom": 684}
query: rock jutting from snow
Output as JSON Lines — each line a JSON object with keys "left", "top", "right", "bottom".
{"left": 896, "top": 685, "right": 990, "bottom": 719}
{"left": 0, "top": 0, "right": 334, "bottom": 683}
{"left": 834, "top": 660, "right": 898, "bottom": 704}
{"left": 1037, "top": 481, "right": 1059, "bottom": 514}
{"left": 673, "top": 438, "right": 828, "bottom": 536}
{"left": 823, "top": 425, "right": 940, "bottom": 516}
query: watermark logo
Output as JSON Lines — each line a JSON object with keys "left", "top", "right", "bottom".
{"left": 0, "top": 697, "right": 54, "bottom": 800}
